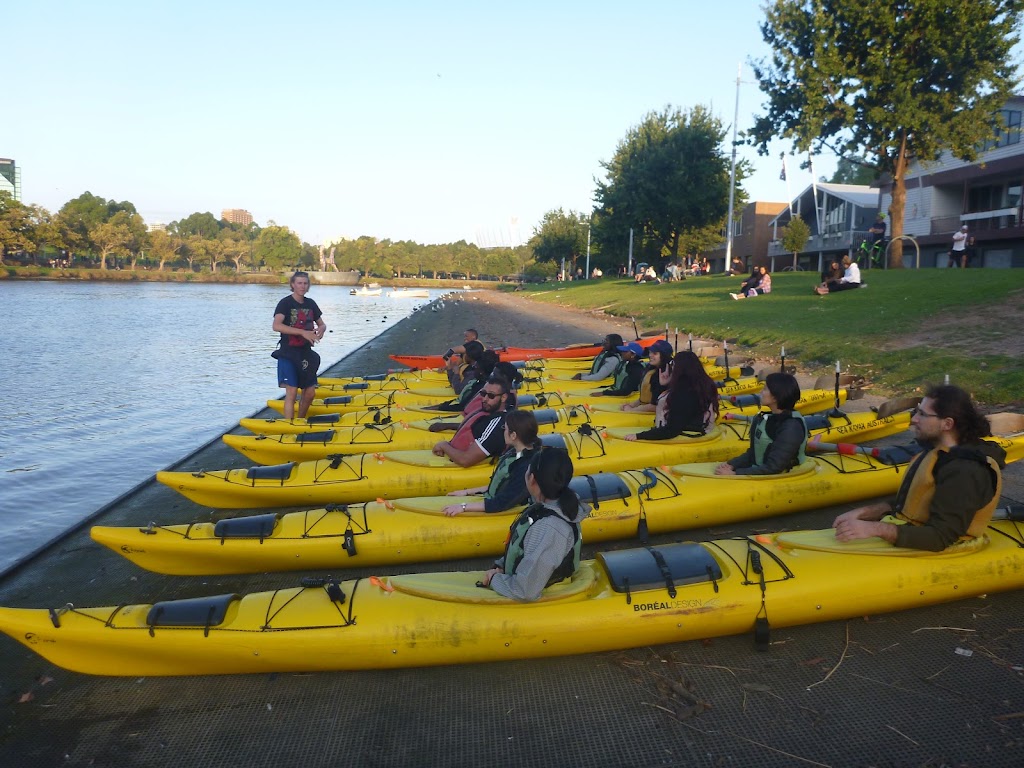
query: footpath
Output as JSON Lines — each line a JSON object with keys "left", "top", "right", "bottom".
{"left": 1, "top": 289, "right": 1022, "bottom": 767}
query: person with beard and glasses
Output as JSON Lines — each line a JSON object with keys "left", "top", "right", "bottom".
{"left": 832, "top": 385, "right": 1005, "bottom": 551}
{"left": 272, "top": 271, "right": 327, "bottom": 419}
{"left": 430, "top": 374, "right": 510, "bottom": 467}
{"left": 714, "top": 372, "right": 807, "bottom": 475}
{"left": 481, "top": 447, "right": 590, "bottom": 601}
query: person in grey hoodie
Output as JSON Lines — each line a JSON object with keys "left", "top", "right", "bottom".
{"left": 833, "top": 384, "right": 1006, "bottom": 551}
{"left": 483, "top": 447, "right": 590, "bottom": 601}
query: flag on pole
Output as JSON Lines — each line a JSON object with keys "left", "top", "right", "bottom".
{"left": 779, "top": 153, "right": 787, "bottom": 181}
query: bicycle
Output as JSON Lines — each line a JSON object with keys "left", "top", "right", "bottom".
{"left": 855, "top": 238, "right": 886, "bottom": 269}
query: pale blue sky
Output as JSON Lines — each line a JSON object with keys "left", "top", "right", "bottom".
{"left": 5, "top": 1, "right": 979, "bottom": 247}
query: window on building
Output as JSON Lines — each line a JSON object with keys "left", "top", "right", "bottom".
{"left": 983, "top": 109, "right": 1022, "bottom": 151}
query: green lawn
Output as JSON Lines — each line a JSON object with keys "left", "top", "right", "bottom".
{"left": 515, "top": 269, "right": 1024, "bottom": 406}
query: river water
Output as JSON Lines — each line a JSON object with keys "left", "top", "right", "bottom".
{"left": 0, "top": 280, "right": 439, "bottom": 573}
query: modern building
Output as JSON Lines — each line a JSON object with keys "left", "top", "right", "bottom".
{"left": 221, "top": 208, "right": 253, "bottom": 226}
{"left": 878, "top": 94, "right": 1024, "bottom": 268}
{"left": 706, "top": 201, "right": 788, "bottom": 272}
{"left": 0, "top": 158, "right": 21, "bottom": 201}
{"left": 147, "top": 221, "right": 167, "bottom": 233}
{"left": 765, "top": 183, "right": 880, "bottom": 273}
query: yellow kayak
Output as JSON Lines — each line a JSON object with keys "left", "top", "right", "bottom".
{"left": 159, "top": 407, "right": 902, "bottom": 509}
{"left": 12, "top": 513, "right": 1024, "bottom": 676}
{"left": 101, "top": 425, "right": 987, "bottom": 576}
{"left": 226, "top": 392, "right": 855, "bottom": 465}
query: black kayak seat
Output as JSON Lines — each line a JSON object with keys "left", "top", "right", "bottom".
{"left": 307, "top": 414, "right": 342, "bottom": 425}
{"left": 532, "top": 408, "right": 559, "bottom": 425}
{"left": 539, "top": 434, "right": 569, "bottom": 451}
{"left": 246, "top": 463, "right": 296, "bottom": 481}
{"left": 516, "top": 394, "right": 539, "bottom": 407}
{"left": 214, "top": 513, "right": 280, "bottom": 539}
{"left": 146, "top": 593, "right": 240, "bottom": 628}
{"left": 598, "top": 543, "right": 722, "bottom": 593}
{"left": 343, "top": 382, "right": 369, "bottom": 390}
{"left": 294, "top": 430, "right": 336, "bottom": 444}
{"left": 569, "top": 473, "right": 631, "bottom": 502}
{"left": 323, "top": 396, "right": 353, "bottom": 405}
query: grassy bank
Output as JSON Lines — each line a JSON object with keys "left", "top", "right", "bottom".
{"left": 516, "top": 269, "right": 1024, "bottom": 406}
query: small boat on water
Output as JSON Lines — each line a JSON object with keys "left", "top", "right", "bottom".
{"left": 388, "top": 288, "right": 430, "bottom": 299}
{"left": 350, "top": 285, "right": 382, "bottom": 297}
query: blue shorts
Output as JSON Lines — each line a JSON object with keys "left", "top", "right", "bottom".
{"left": 277, "top": 350, "right": 320, "bottom": 389}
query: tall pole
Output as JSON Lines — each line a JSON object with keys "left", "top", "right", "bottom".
{"left": 628, "top": 227, "right": 634, "bottom": 275}
{"left": 724, "top": 63, "right": 741, "bottom": 267}
{"left": 585, "top": 222, "right": 591, "bottom": 279}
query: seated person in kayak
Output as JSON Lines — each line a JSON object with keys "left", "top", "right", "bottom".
{"left": 428, "top": 361, "right": 521, "bottom": 433}
{"left": 571, "top": 334, "right": 623, "bottom": 381}
{"left": 623, "top": 351, "right": 719, "bottom": 441}
{"left": 715, "top": 372, "right": 807, "bottom": 475}
{"left": 424, "top": 347, "right": 498, "bottom": 412}
{"left": 590, "top": 341, "right": 646, "bottom": 397}
{"left": 481, "top": 447, "right": 590, "bottom": 601}
{"left": 832, "top": 384, "right": 1006, "bottom": 551}
{"left": 446, "top": 339, "right": 484, "bottom": 395}
{"left": 442, "top": 410, "right": 541, "bottom": 516}
{"left": 620, "top": 339, "right": 673, "bottom": 413}
{"left": 431, "top": 374, "right": 510, "bottom": 467}
{"left": 442, "top": 327, "right": 479, "bottom": 367}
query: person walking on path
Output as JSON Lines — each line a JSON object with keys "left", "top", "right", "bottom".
{"left": 272, "top": 271, "right": 327, "bottom": 419}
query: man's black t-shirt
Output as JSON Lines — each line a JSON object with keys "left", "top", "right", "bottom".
{"left": 274, "top": 295, "right": 322, "bottom": 352}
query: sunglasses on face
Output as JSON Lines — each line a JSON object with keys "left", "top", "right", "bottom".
{"left": 481, "top": 390, "right": 504, "bottom": 400}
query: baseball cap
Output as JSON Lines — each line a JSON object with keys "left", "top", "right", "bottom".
{"left": 647, "top": 339, "right": 674, "bottom": 359}
{"left": 616, "top": 342, "right": 644, "bottom": 356}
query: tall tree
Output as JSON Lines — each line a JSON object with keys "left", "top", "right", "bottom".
{"left": 253, "top": 225, "right": 303, "bottom": 271}
{"left": 218, "top": 230, "right": 250, "bottom": 272}
{"left": 148, "top": 229, "right": 182, "bottom": 272}
{"left": 593, "top": 105, "right": 741, "bottom": 263}
{"left": 780, "top": 214, "right": 811, "bottom": 269}
{"left": 170, "top": 212, "right": 222, "bottom": 240}
{"left": 750, "top": 0, "right": 1023, "bottom": 267}
{"left": 0, "top": 193, "right": 35, "bottom": 264}
{"left": 57, "top": 192, "right": 136, "bottom": 263}
{"left": 528, "top": 209, "right": 589, "bottom": 275}
{"left": 830, "top": 155, "right": 877, "bottom": 186}
{"left": 90, "top": 211, "right": 133, "bottom": 270}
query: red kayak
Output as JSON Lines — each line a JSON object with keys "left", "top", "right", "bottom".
{"left": 390, "top": 337, "right": 664, "bottom": 370}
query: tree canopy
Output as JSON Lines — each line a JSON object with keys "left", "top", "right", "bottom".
{"left": 593, "top": 105, "right": 742, "bottom": 265}
{"left": 527, "top": 209, "right": 590, "bottom": 274}
{"left": 750, "top": 0, "right": 1024, "bottom": 266}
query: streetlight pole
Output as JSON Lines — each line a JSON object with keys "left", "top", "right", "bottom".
{"left": 585, "top": 220, "right": 591, "bottom": 279}
{"left": 725, "top": 63, "right": 741, "bottom": 268}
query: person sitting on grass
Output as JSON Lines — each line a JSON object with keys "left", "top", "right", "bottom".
{"left": 622, "top": 351, "right": 719, "bottom": 441}
{"left": 731, "top": 266, "right": 771, "bottom": 299}
{"left": 815, "top": 255, "right": 861, "bottom": 294}
{"left": 832, "top": 384, "right": 1006, "bottom": 551}
{"left": 714, "top": 372, "right": 807, "bottom": 475}
{"left": 481, "top": 447, "right": 590, "bottom": 601}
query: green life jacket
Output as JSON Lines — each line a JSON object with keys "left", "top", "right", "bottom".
{"left": 485, "top": 448, "right": 518, "bottom": 498}
{"left": 610, "top": 358, "right": 642, "bottom": 391}
{"left": 589, "top": 350, "right": 618, "bottom": 375}
{"left": 752, "top": 411, "right": 807, "bottom": 467}
{"left": 503, "top": 502, "right": 581, "bottom": 586}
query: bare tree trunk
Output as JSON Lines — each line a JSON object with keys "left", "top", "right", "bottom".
{"left": 888, "top": 131, "right": 909, "bottom": 269}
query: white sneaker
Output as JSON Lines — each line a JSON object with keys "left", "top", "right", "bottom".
{"left": 730, "top": 293, "right": 739, "bottom": 300}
